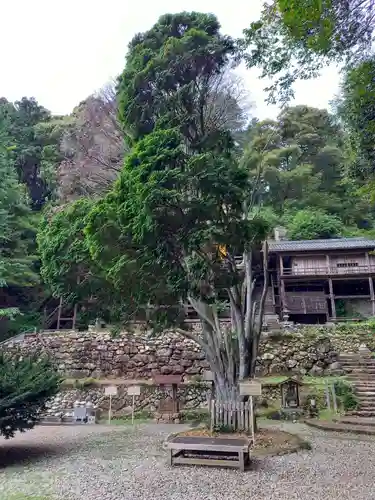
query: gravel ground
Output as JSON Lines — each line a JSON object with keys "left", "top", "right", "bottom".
{"left": 1, "top": 422, "right": 375, "bottom": 500}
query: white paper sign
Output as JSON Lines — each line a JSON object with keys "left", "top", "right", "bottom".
{"left": 104, "top": 385, "right": 118, "bottom": 396}
{"left": 203, "top": 371, "right": 214, "bottom": 382}
{"left": 128, "top": 385, "right": 141, "bottom": 396}
{"left": 239, "top": 380, "right": 262, "bottom": 396}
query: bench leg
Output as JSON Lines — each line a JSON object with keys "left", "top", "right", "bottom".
{"left": 169, "top": 449, "right": 173, "bottom": 466}
{"left": 239, "top": 451, "right": 245, "bottom": 472}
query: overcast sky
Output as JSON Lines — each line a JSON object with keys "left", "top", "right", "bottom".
{"left": 0, "top": 0, "right": 341, "bottom": 120}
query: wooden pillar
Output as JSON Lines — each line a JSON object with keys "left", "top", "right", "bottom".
{"left": 72, "top": 303, "right": 78, "bottom": 330}
{"left": 326, "top": 254, "right": 330, "bottom": 273}
{"left": 328, "top": 278, "right": 336, "bottom": 320}
{"left": 270, "top": 274, "right": 276, "bottom": 307}
{"left": 280, "top": 280, "right": 287, "bottom": 318}
{"left": 279, "top": 255, "right": 284, "bottom": 274}
{"left": 56, "top": 297, "right": 63, "bottom": 330}
{"left": 369, "top": 277, "right": 375, "bottom": 316}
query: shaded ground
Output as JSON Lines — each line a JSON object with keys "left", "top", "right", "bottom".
{"left": 1, "top": 422, "right": 375, "bottom": 500}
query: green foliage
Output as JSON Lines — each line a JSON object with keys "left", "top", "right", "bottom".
{"left": 118, "top": 11, "right": 237, "bottom": 143}
{"left": 37, "top": 199, "right": 119, "bottom": 324}
{"left": 334, "top": 380, "right": 358, "bottom": 410}
{"left": 244, "top": 0, "right": 375, "bottom": 103}
{"left": 34, "top": 115, "right": 75, "bottom": 198}
{"left": 0, "top": 97, "right": 55, "bottom": 209}
{"left": 85, "top": 125, "right": 269, "bottom": 328}
{"left": 286, "top": 209, "right": 344, "bottom": 240}
{"left": 336, "top": 57, "right": 375, "bottom": 194}
{"left": 241, "top": 105, "right": 371, "bottom": 232}
{"left": 0, "top": 141, "right": 39, "bottom": 291}
{"left": 0, "top": 353, "right": 61, "bottom": 438}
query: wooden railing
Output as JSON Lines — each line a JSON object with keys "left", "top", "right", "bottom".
{"left": 282, "top": 265, "right": 375, "bottom": 277}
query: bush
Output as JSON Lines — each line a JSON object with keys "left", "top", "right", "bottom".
{"left": 334, "top": 380, "right": 358, "bottom": 411}
{"left": 0, "top": 353, "right": 61, "bottom": 438}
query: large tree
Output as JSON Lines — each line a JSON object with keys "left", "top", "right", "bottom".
{"left": 244, "top": 0, "right": 375, "bottom": 103}
{"left": 241, "top": 105, "right": 372, "bottom": 232}
{"left": 40, "top": 12, "right": 271, "bottom": 399}
{"left": 118, "top": 12, "right": 241, "bottom": 144}
{"left": 0, "top": 142, "right": 39, "bottom": 291}
{"left": 37, "top": 199, "right": 122, "bottom": 327}
{"left": 0, "top": 97, "right": 53, "bottom": 209}
{"left": 335, "top": 57, "right": 375, "bottom": 173}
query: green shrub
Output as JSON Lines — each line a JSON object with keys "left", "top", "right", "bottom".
{"left": 0, "top": 353, "right": 61, "bottom": 438}
{"left": 334, "top": 380, "right": 358, "bottom": 410}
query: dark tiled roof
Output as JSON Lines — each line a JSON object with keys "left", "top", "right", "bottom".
{"left": 268, "top": 237, "right": 375, "bottom": 253}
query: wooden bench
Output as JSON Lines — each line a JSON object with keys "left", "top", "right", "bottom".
{"left": 166, "top": 436, "right": 251, "bottom": 471}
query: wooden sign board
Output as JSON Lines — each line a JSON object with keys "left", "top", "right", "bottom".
{"left": 239, "top": 380, "right": 262, "bottom": 396}
{"left": 104, "top": 385, "right": 118, "bottom": 396}
{"left": 128, "top": 385, "right": 141, "bottom": 396}
{"left": 153, "top": 375, "right": 182, "bottom": 385}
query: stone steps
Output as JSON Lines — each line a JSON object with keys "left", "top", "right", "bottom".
{"left": 354, "top": 387, "right": 375, "bottom": 393}
{"left": 356, "top": 405, "right": 375, "bottom": 412}
{"left": 349, "top": 409, "right": 375, "bottom": 417}
{"left": 305, "top": 419, "right": 375, "bottom": 435}
{"left": 348, "top": 373, "right": 375, "bottom": 379}
{"left": 333, "top": 416, "right": 375, "bottom": 427}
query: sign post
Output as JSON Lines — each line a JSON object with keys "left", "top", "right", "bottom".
{"left": 104, "top": 385, "right": 118, "bottom": 424}
{"left": 239, "top": 380, "right": 262, "bottom": 446}
{"left": 127, "top": 385, "right": 141, "bottom": 425}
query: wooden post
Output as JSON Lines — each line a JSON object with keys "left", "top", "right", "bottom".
{"left": 72, "top": 303, "right": 78, "bottom": 330}
{"left": 328, "top": 278, "right": 336, "bottom": 320}
{"left": 369, "top": 277, "right": 375, "bottom": 316}
{"left": 279, "top": 255, "right": 284, "bottom": 275}
{"left": 324, "top": 380, "right": 331, "bottom": 411}
{"left": 280, "top": 280, "right": 286, "bottom": 317}
{"left": 330, "top": 384, "right": 338, "bottom": 413}
{"left": 326, "top": 254, "right": 331, "bottom": 273}
{"left": 56, "top": 297, "right": 63, "bottom": 330}
{"left": 270, "top": 274, "right": 276, "bottom": 307}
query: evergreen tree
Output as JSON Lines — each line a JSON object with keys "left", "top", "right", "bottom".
{"left": 0, "top": 353, "right": 60, "bottom": 438}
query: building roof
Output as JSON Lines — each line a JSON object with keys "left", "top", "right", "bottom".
{"left": 268, "top": 237, "right": 375, "bottom": 253}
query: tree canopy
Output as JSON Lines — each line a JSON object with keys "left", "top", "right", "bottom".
{"left": 244, "top": 0, "right": 375, "bottom": 103}
{"left": 118, "top": 12, "right": 238, "bottom": 143}
{"left": 241, "top": 105, "right": 372, "bottom": 232}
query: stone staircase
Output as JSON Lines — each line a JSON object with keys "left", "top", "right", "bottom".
{"left": 339, "top": 348, "right": 375, "bottom": 418}
{"left": 306, "top": 348, "right": 375, "bottom": 434}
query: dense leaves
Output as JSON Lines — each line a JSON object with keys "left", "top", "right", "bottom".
{"left": 0, "top": 353, "right": 60, "bottom": 438}
{"left": 38, "top": 200, "right": 121, "bottom": 326}
{"left": 336, "top": 57, "right": 375, "bottom": 172}
{"left": 244, "top": 0, "right": 375, "bottom": 103}
{"left": 0, "top": 97, "right": 53, "bottom": 209}
{"left": 286, "top": 209, "right": 344, "bottom": 240}
{"left": 0, "top": 144, "right": 38, "bottom": 289}
{"left": 118, "top": 11, "right": 238, "bottom": 144}
{"left": 241, "top": 105, "right": 373, "bottom": 233}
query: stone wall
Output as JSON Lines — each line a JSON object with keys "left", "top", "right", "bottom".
{"left": 3, "top": 322, "right": 375, "bottom": 380}
{"left": 5, "top": 323, "right": 372, "bottom": 418}
{"left": 45, "top": 382, "right": 210, "bottom": 419}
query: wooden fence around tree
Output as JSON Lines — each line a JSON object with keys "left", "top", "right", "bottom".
{"left": 210, "top": 400, "right": 253, "bottom": 433}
